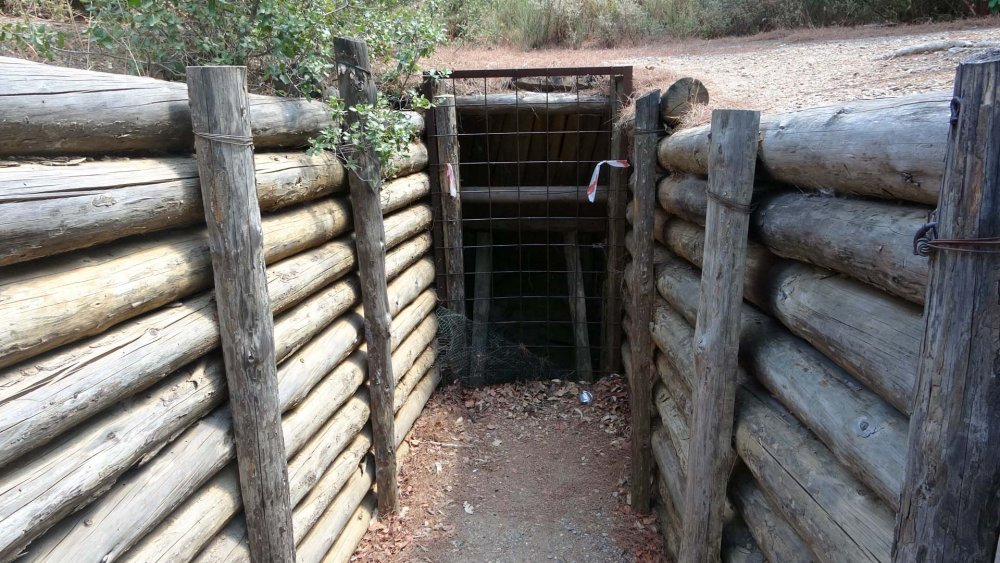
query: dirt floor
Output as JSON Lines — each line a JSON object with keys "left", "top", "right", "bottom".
{"left": 428, "top": 18, "right": 1000, "bottom": 122}
{"left": 352, "top": 375, "right": 665, "bottom": 562}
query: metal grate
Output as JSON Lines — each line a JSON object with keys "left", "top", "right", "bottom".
{"left": 425, "top": 66, "right": 632, "bottom": 385}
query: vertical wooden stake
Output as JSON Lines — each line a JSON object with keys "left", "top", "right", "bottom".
{"left": 334, "top": 37, "right": 399, "bottom": 514}
{"left": 435, "top": 94, "right": 466, "bottom": 314}
{"left": 679, "top": 109, "right": 760, "bottom": 563}
{"left": 893, "top": 50, "right": 1000, "bottom": 563}
{"left": 602, "top": 74, "right": 628, "bottom": 376}
{"left": 629, "top": 89, "right": 661, "bottom": 512}
{"left": 470, "top": 231, "right": 493, "bottom": 386}
{"left": 565, "top": 231, "right": 593, "bottom": 382}
{"left": 434, "top": 94, "right": 469, "bottom": 383}
{"left": 187, "top": 66, "right": 295, "bottom": 563}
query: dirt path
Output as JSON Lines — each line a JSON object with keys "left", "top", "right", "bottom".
{"left": 429, "top": 19, "right": 1000, "bottom": 118}
{"left": 353, "top": 376, "right": 665, "bottom": 562}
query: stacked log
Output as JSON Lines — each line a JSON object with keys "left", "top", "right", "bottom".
{"left": 0, "top": 57, "right": 440, "bottom": 562}
{"left": 642, "top": 89, "right": 940, "bottom": 561}
{"left": 656, "top": 92, "right": 950, "bottom": 204}
{"left": 0, "top": 56, "right": 424, "bottom": 155}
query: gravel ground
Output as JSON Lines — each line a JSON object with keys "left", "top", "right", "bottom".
{"left": 352, "top": 377, "right": 665, "bottom": 562}
{"left": 429, "top": 19, "right": 1000, "bottom": 117}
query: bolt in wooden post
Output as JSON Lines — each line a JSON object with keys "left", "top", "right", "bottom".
{"left": 186, "top": 66, "right": 295, "bottom": 563}
{"left": 893, "top": 50, "right": 1000, "bottom": 563}
{"left": 629, "top": 89, "right": 661, "bottom": 512}
{"left": 334, "top": 37, "right": 399, "bottom": 514}
{"left": 679, "top": 109, "right": 760, "bottom": 563}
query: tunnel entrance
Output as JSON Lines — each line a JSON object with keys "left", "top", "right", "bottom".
{"left": 424, "top": 67, "right": 633, "bottom": 386}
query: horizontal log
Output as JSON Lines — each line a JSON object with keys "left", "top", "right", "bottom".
{"left": 321, "top": 494, "right": 375, "bottom": 563}
{"left": 123, "top": 423, "right": 372, "bottom": 563}
{"left": 0, "top": 198, "right": 351, "bottom": 369}
{"left": 0, "top": 231, "right": 430, "bottom": 466}
{"left": 656, "top": 175, "right": 930, "bottom": 304}
{"left": 385, "top": 142, "right": 429, "bottom": 179}
{"left": 0, "top": 56, "right": 424, "bottom": 155}
{"left": 393, "top": 358, "right": 443, "bottom": 448}
{"left": 293, "top": 458, "right": 376, "bottom": 563}
{"left": 657, "top": 215, "right": 921, "bottom": 414}
{"left": 651, "top": 285, "right": 895, "bottom": 561}
{"left": 0, "top": 355, "right": 227, "bottom": 561}
{"left": 454, "top": 93, "right": 610, "bottom": 114}
{"left": 199, "top": 342, "right": 440, "bottom": 562}
{"left": 2, "top": 260, "right": 434, "bottom": 558}
{"left": 657, "top": 92, "right": 949, "bottom": 204}
{"left": 0, "top": 151, "right": 345, "bottom": 266}
{"left": 721, "top": 508, "right": 766, "bottom": 563}
{"left": 461, "top": 185, "right": 606, "bottom": 206}
{"left": 395, "top": 345, "right": 438, "bottom": 412}
{"left": 736, "top": 385, "right": 894, "bottom": 562}
{"left": 656, "top": 253, "right": 908, "bottom": 508}
{"left": 730, "top": 467, "right": 811, "bottom": 563}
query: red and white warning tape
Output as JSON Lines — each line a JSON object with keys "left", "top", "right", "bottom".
{"left": 586, "top": 159, "right": 629, "bottom": 202}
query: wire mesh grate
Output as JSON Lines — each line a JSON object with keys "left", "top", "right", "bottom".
{"left": 424, "top": 67, "right": 632, "bottom": 386}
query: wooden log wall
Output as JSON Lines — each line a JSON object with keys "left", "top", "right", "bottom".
{"left": 0, "top": 58, "right": 440, "bottom": 563}
{"left": 631, "top": 88, "right": 967, "bottom": 562}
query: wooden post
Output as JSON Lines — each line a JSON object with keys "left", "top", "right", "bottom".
{"left": 601, "top": 74, "right": 628, "bottom": 376}
{"left": 565, "top": 231, "right": 593, "bottom": 382}
{"left": 470, "top": 231, "right": 493, "bottom": 386}
{"left": 679, "top": 109, "right": 760, "bottom": 563}
{"left": 434, "top": 94, "right": 466, "bottom": 314}
{"left": 333, "top": 37, "right": 399, "bottom": 514}
{"left": 893, "top": 50, "right": 1000, "bottom": 563}
{"left": 186, "top": 66, "right": 295, "bottom": 563}
{"left": 629, "top": 89, "right": 661, "bottom": 512}
{"left": 434, "top": 94, "right": 469, "bottom": 383}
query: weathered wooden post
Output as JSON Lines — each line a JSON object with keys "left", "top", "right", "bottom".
{"left": 186, "top": 66, "right": 295, "bottom": 562}
{"left": 434, "top": 94, "right": 466, "bottom": 315}
{"left": 333, "top": 37, "right": 399, "bottom": 514}
{"left": 629, "top": 89, "right": 661, "bottom": 512}
{"left": 679, "top": 109, "right": 759, "bottom": 563}
{"left": 601, "top": 70, "right": 631, "bottom": 376}
{"left": 893, "top": 50, "right": 1000, "bottom": 563}
{"left": 433, "top": 94, "right": 470, "bottom": 383}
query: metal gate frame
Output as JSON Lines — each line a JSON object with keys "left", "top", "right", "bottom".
{"left": 423, "top": 66, "right": 633, "bottom": 383}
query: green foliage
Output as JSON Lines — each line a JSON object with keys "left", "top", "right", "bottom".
{"left": 0, "top": 19, "right": 65, "bottom": 58}
{"left": 0, "top": 0, "right": 448, "bottom": 175}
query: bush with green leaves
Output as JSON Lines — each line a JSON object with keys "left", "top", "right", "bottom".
{"left": 1, "top": 0, "right": 448, "bottom": 174}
